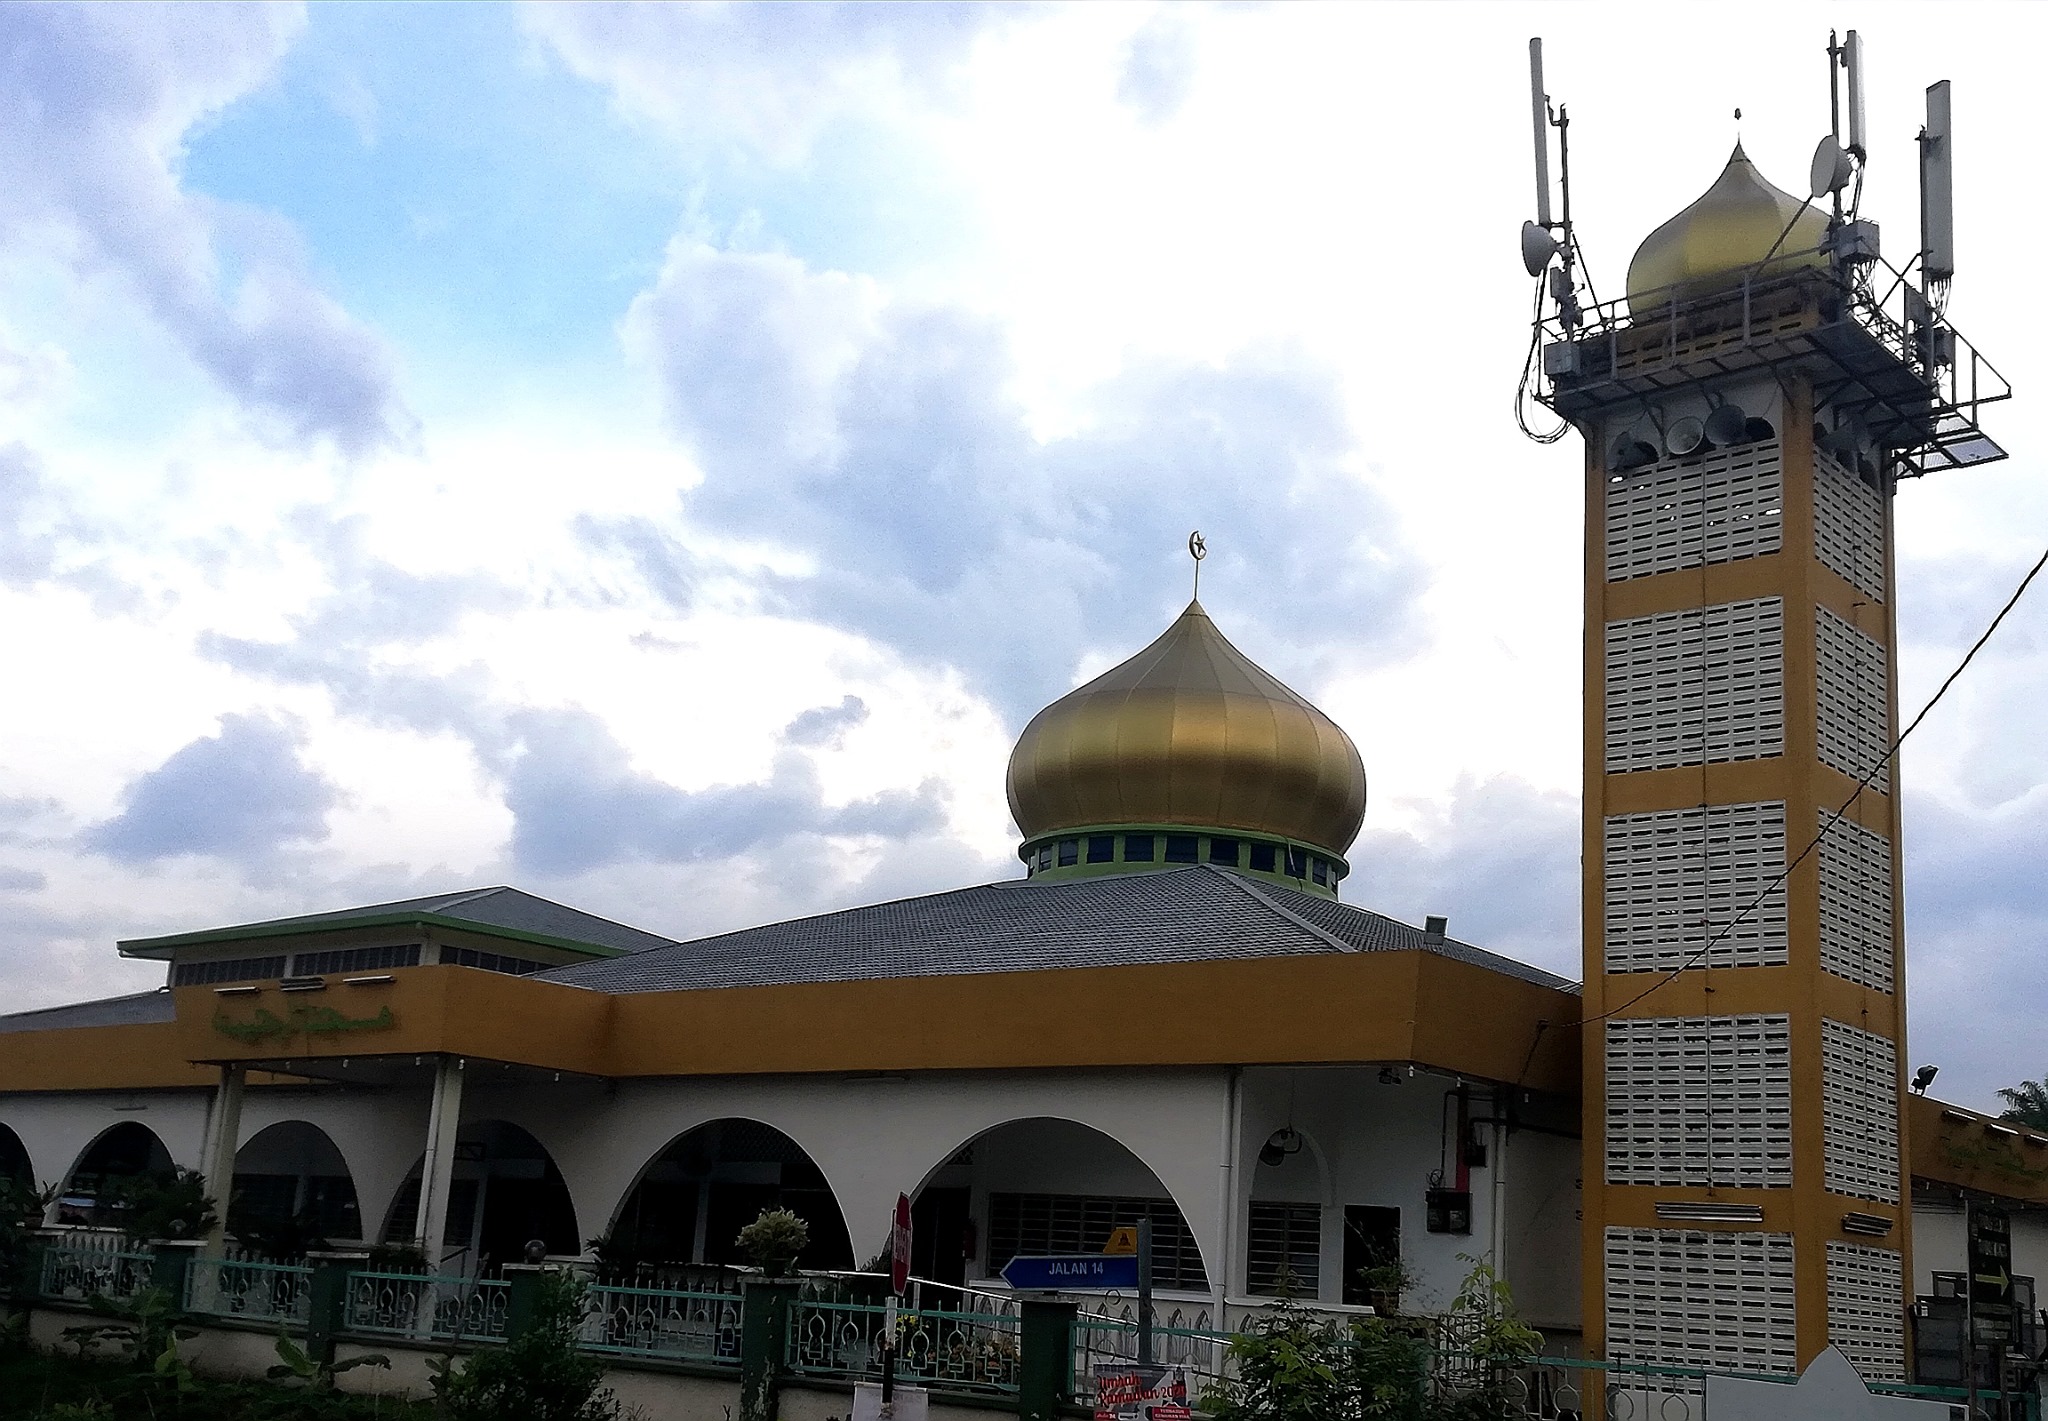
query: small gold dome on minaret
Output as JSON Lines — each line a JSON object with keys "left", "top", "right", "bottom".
{"left": 1005, "top": 601, "right": 1367, "bottom": 858}
{"left": 1626, "top": 144, "right": 1829, "bottom": 315}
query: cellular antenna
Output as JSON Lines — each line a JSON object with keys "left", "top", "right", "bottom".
{"left": 1922, "top": 80, "right": 1955, "bottom": 282}
{"left": 1843, "top": 29, "right": 1867, "bottom": 158}
{"left": 1529, "top": 38, "right": 1553, "bottom": 228}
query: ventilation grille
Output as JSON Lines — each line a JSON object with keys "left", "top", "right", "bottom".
{"left": 1818, "top": 812, "right": 1895, "bottom": 992}
{"left": 1820, "top": 1018, "right": 1900, "bottom": 1203}
{"left": 1816, "top": 608, "right": 1890, "bottom": 792}
{"left": 1605, "top": 1015, "right": 1792, "bottom": 1188}
{"left": 1605, "top": 599, "right": 1785, "bottom": 773}
{"left": 1606, "top": 442, "right": 1784, "bottom": 581}
{"left": 1604, "top": 802, "right": 1788, "bottom": 973}
{"left": 1814, "top": 452, "right": 1887, "bottom": 603}
{"left": 1826, "top": 1241, "right": 1905, "bottom": 1381}
{"left": 1604, "top": 1228, "right": 1797, "bottom": 1375}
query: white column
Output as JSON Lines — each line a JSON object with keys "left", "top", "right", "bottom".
{"left": 413, "top": 1055, "right": 465, "bottom": 1269}
{"left": 199, "top": 1064, "right": 246, "bottom": 1254}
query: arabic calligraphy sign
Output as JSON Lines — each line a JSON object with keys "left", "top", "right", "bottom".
{"left": 213, "top": 1003, "right": 396, "bottom": 1045}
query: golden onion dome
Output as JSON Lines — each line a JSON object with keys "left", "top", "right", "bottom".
{"left": 1006, "top": 601, "right": 1367, "bottom": 857}
{"left": 1626, "top": 144, "right": 1829, "bottom": 315}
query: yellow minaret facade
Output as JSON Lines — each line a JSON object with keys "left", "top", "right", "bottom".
{"left": 1537, "top": 143, "right": 2005, "bottom": 1383}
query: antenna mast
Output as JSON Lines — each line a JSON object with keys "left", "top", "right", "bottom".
{"left": 1529, "top": 38, "right": 1553, "bottom": 228}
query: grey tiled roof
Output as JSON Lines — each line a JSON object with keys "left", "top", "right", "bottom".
{"left": 122, "top": 886, "right": 677, "bottom": 957}
{"left": 542, "top": 866, "right": 1575, "bottom": 995}
{"left": 0, "top": 991, "right": 176, "bottom": 1034}
{"left": 1257, "top": 883, "right": 1573, "bottom": 990}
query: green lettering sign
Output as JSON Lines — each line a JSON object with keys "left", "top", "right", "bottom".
{"left": 212, "top": 1003, "right": 395, "bottom": 1045}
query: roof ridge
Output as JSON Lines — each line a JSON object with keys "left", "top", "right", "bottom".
{"left": 1199, "top": 865, "right": 1357, "bottom": 954}
{"left": 432, "top": 885, "right": 511, "bottom": 911}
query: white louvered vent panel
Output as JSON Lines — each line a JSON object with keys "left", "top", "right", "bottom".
{"left": 1816, "top": 608, "right": 1891, "bottom": 792}
{"left": 1605, "top": 599, "right": 1785, "bottom": 773}
{"left": 1606, "top": 443, "right": 1785, "bottom": 581}
{"left": 1821, "top": 1017, "right": 1900, "bottom": 1202}
{"left": 1817, "top": 812, "right": 1895, "bottom": 992}
{"left": 1605, "top": 1228, "right": 1798, "bottom": 1375}
{"left": 1814, "top": 452, "right": 1888, "bottom": 603}
{"left": 1604, "top": 803, "right": 1788, "bottom": 972}
{"left": 1826, "top": 1242, "right": 1905, "bottom": 1381}
{"left": 1605, "top": 1015, "right": 1793, "bottom": 1188}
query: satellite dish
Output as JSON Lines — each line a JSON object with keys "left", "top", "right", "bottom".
{"left": 1521, "top": 220, "right": 1560, "bottom": 277}
{"left": 1810, "top": 135, "right": 1855, "bottom": 199}
{"left": 1703, "top": 404, "right": 1749, "bottom": 447}
{"left": 1609, "top": 433, "right": 1658, "bottom": 471}
{"left": 1665, "top": 416, "right": 1706, "bottom": 458}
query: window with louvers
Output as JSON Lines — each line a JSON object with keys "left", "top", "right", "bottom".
{"left": 1247, "top": 1202, "right": 1322, "bottom": 1298}
{"left": 1604, "top": 1015, "right": 1792, "bottom": 1188}
{"left": 986, "top": 1193, "right": 1207, "bottom": 1291}
{"left": 1821, "top": 1018, "right": 1899, "bottom": 1202}
{"left": 1605, "top": 1227, "right": 1797, "bottom": 1376}
{"left": 170, "top": 955, "right": 287, "bottom": 987}
{"left": 1816, "top": 608, "right": 1890, "bottom": 792}
{"left": 1826, "top": 1241, "right": 1905, "bottom": 1381}
{"left": 1604, "top": 599, "right": 1784, "bottom": 773}
{"left": 288, "top": 943, "right": 421, "bottom": 977}
{"left": 443, "top": 947, "right": 546, "bottom": 976}
{"left": 1817, "top": 811, "right": 1894, "bottom": 992}
{"left": 1605, "top": 441, "right": 1784, "bottom": 582}
{"left": 1603, "top": 802, "right": 1788, "bottom": 973}
{"left": 1813, "top": 452, "right": 1887, "bottom": 603}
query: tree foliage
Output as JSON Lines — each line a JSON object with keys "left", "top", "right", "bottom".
{"left": 1998, "top": 1074, "right": 2048, "bottom": 1129}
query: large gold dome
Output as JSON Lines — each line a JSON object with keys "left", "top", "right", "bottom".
{"left": 1006, "top": 601, "right": 1367, "bottom": 857}
{"left": 1626, "top": 144, "right": 1828, "bottom": 315}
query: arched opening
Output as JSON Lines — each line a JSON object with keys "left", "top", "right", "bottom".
{"left": 603, "top": 1118, "right": 854, "bottom": 1277}
{"left": 1248, "top": 1125, "right": 1333, "bottom": 1301}
{"left": 0, "top": 1123, "right": 30, "bottom": 1185}
{"left": 229, "top": 1121, "right": 362, "bottom": 1257}
{"left": 57, "top": 1122, "right": 174, "bottom": 1227}
{"left": 381, "top": 1120, "right": 578, "bottom": 1274}
{"left": 914, "top": 1117, "right": 1209, "bottom": 1294}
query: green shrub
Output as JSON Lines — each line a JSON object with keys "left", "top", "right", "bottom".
{"left": 99, "top": 1169, "right": 217, "bottom": 1245}
{"left": 434, "top": 1271, "right": 616, "bottom": 1421}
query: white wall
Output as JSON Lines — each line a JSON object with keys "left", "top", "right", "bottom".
{"left": 0, "top": 1089, "right": 211, "bottom": 1190}
{"left": 1233, "top": 1068, "right": 1567, "bottom": 1315}
{"left": 1911, "top": 1194, "right": 2048, "bottom": 1301}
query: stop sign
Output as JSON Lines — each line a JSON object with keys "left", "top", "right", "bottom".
{"left": 891, "top": 1193, "right": 912, "bottom": 1295}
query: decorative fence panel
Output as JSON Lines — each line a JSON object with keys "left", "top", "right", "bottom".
{"left": 38, "top": 1241, "right": 154, "bottom": 1302}
{"left": 581, "top": 1283, "right": 742, "bottom": 1365}
{"left": 343, "top": 1272, "right": 510, "bottom": 1341}
{"left": 786, "top": 1298, "right": 1024, "bottom": 1395}
{"left": 184, "top": 1257, "right": 314, "bottom": 1325}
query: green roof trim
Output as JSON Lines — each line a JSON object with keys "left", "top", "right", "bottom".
{"left": 118, "top": 911, "right": 633, "bottom": 962}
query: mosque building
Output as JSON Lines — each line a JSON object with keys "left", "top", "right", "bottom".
{"left": 2, "top": 143, "right": 2044, "bottom": 1395}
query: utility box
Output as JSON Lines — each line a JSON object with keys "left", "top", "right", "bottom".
{"left": 1425, "top": 1188, "right": 1471, "bottom": 1235}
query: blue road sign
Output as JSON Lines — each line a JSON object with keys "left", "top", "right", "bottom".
{"left": 1000, "top": 1254, "right": 1140, "bottom": 1291}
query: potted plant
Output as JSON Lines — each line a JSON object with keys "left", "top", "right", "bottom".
{"left": 734, "top": 1208, "right": 809, "bottom": 1279}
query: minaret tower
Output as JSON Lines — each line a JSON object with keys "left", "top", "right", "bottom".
{"left": 1520, "top": 38, "right": 2009, "bottom": 1383}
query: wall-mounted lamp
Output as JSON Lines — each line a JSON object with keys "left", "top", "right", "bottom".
{"left": 1911, "top": 1065, "right": 1939, "bottom": 1095}
{"left": 1378, "top": 1066, "right": 1402, "bottom": 1086}
{"left": 1258, "top": 1128, "right": 1303, "bottom": 1168}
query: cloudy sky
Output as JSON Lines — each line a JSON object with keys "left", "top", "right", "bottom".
{"left": 0, "top": 2, "right": 2042, "bottom": 1111}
